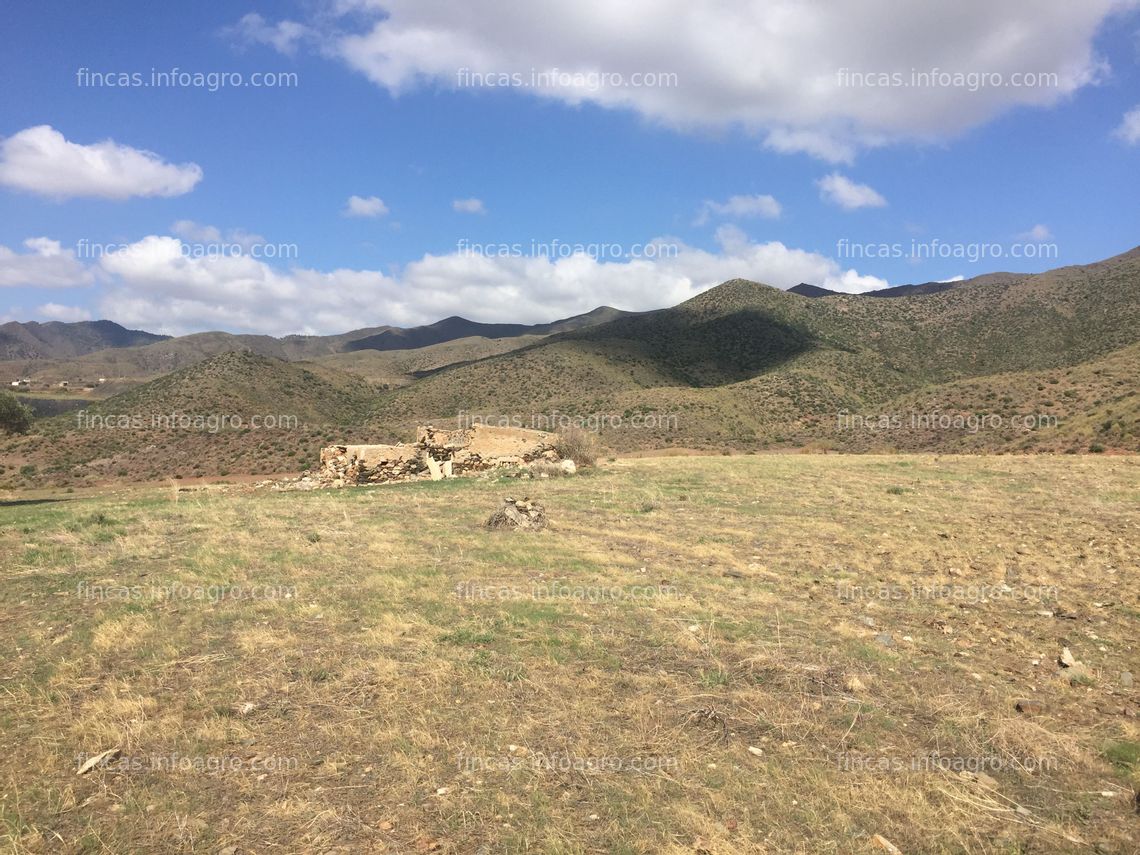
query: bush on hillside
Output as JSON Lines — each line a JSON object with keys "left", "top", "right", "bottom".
{"left": 0, "top": 392, "right": 33, "bottom": 435}
{"left": 554, "top": 426, "right": 600, "bottom": 466}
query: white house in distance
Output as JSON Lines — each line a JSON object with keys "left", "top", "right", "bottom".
{"left": 10, "top": 379, "right": 29, "bottom": 387}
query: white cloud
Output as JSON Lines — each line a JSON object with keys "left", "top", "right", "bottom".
{"left": 938, "top": 275, "right": 966, "bottom": 283}
{"left": 1112, "top": 104, "right": 1140, "bottom": 144}
{"left": 241, "top": 1, "right": 1132, "bottom": 159}
{"left": 171, "top": 220, "right": 223, "bottom": 242}
{"left": 695, "top": 194, "right": 782, "bottom": 226}
{"left": 171, "top": 221, "right": 267, "bottom": 250}
{"left": 1017, "top": 224, "right": 1053, "bottom": 240}
{"left": 0, "top": 237, "right": 94, "bottom": 288}
{"left": 0, "top": 126, "right": 202, "bottom": 199}
{"left": 93, "top": 227, "right": 890, "bottom": 335}
{"left": 37, "top": 302, "right": 92, "bottom": 322}
{"left": 452, "top": 197, "right": 487, "bottom": 214}
{"left": 817, "top": 173, "right": 888, "bottom": 210}
{"left": 224, "top": 12, "right": 309, "bottom": 54}
{"left": 764, "top": 128, "right": 859, "bottom": 164}
{"left": 344, "top": 194, "right": 389, "bottom": 217}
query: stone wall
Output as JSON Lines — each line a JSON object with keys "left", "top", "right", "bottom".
{"left": 318, "top": 424, "right": 560, "bottom": 486}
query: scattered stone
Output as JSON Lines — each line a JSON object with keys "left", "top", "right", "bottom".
{"left": 723, "top": 569, "right": 746, "bottom": 579}
{"left": 77, "top": 747, "right": 120, "bottom": 775}
{"left": 872, "top": 834, "right": 903, "bottom": 854}
{"left": 1121, "top": 671, "right": 1133, "bottom": 688}
{"left": 485, "top": 497, "right": 547, "bottom": 531}
{"left": 874, "top": 632, "right": 894, "bottom": 647}
{"left": 1059, "top": 647, "right": 1077, "bottom": 668}
{"left": 1015, "top": 699, "right": 1045, "bottom": 716}
{"left": 960, "top": 770, "right": 1000, "bottom": 790}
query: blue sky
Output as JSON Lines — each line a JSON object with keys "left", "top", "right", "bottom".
{"left": 0, "top": 0, "right": 1137, "bottom": 335}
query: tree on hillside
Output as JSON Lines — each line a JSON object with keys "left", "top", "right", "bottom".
{"left": 0, "top": 391, "right": 33, "bottom": 434}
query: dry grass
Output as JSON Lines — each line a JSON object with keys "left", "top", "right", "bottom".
{"left": 0, "top": 455, "right": 1137, "bottom": 853}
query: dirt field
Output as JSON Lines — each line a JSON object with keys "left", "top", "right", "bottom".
{"left": 1, "top": 455, "right": 1137, "bottom": 854}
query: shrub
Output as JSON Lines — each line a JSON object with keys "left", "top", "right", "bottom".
{"left": 554, "top": 427, "right": 600, "bottom": 467}
{"left": 530, "top": 460, "right": 570, "bottom": 478}
{"left": 0, "top": 392, "right": 33, "bottom": 435}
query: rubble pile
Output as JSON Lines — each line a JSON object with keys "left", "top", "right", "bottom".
{"left": 317, "top": 424, "right": 565, "bottom": 486}
{"left": 485, "top": 496, "right": 547, "bottom": 531}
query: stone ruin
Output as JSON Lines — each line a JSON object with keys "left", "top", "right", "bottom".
{"left": 317, "top": 424, "right": 573, "bottom": 486}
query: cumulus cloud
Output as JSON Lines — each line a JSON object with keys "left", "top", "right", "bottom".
{"left": 0, "top": 237, "right": 94, "bottom": 288}
{"left": 36, "top": 302, "right": 92, "bottom": 322}
{"left": 170, "top": 220, "right": 268, "bottom": 250}
{"left": 1017, "top": 224, "right": 1053, "bottom": 240}
{"left": 694, "top": 194, "right": 782, "bottom": 226}
{"left": 238, "top": 1, "right": 1132, "bottom": 159}
{"left": 1112, "top": 104, "right": 1140, "bottom": 144}
{"left": 92, "top": 227, "right": 889, "bottom": 335}
{"left": 344, "top": 194, "right": 389, "bottom": 217}
{"left": 817, "top": 173, "right": 888, "bottom": 210}
{"left": 452, "top": 197, "right": 487, "bottom": 214}
{"left": 224, "top": 12, "right": 309, "bottom": 54}
{"left": 171, "top": 220, "right": 223, "bottom": 242}
{"left": 0, "top": 126, "right": 202, "bottom": 199}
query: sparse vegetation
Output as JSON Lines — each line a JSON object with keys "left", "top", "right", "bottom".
{"left": 0, "top": 391, "right": 33, "bottom": 435}
{"left": 553, "top": 425, "right": 601, "bottom": 466}
{"left": 1, "top": 455, "right": 1136, "bottom": 852}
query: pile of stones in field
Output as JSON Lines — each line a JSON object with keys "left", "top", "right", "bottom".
{"left": 485, "top": 496, "right": 547, "bottom": 531}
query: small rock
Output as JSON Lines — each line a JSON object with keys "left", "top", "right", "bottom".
{"left": 1059, "top": 647, "right": 1077, "bottom": 668}
{"left": 875, "top": 632, "right": 893, "bottom": 647}
{"left": 747, "top": 746, "right": 763, "bottom": 757}
{"left": 1121, "top": 671, "right": 1133, "bottom": 688}
{"left": 969, "top": 771, "right": 1000, "bottom": 790}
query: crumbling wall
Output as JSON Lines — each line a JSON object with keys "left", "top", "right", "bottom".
{"left": 318, "top": 443, "right": 423, "bottom": 486}
{"left": 418, "top": 424, "right": 558, "bottom": 473}
{"left": 319, "top": 424, "right": 560, "bottom": 486}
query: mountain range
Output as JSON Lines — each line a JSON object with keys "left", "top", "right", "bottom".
{"left": 1, "top": 247, "right": 1137, "bottom": 486}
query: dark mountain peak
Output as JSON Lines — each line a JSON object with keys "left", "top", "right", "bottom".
{"left": 864, "top": 280, "right": 961, "bottom": 298}
{"left": 788, "top": 283, "right": 841, "bottom": 298}
{"left": 0, "top": 319, "right": 169, "bottom": 360}
{"left": 341, "top": 306, "right": 634, "bottom": 353}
